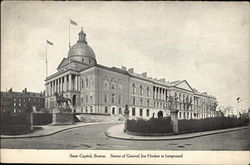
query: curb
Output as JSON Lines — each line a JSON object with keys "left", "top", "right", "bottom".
{"left": 1, "top": 121, "right": 122, "bottom": 139}
{"left": 105, "top": 125, "right": 249, "bottom": 141}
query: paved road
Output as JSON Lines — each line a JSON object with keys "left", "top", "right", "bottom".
{"left": 1, "top": 123, "right": 249, "bottom": 150}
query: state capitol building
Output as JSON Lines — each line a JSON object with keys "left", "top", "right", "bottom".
{"left": 45, "top": 28, "right": 217, "bottom": 120}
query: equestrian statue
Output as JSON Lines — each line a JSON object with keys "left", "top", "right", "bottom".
{"left": 54, "top": 92, "right": 71, "bottom": 107}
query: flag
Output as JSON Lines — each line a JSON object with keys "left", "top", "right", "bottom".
{"left": 47, "top": 40, "right": 53, "bottom": 46}
{"left": 236, "top": 97, "right": 242, "bottom": 103}
{"left": 70, "top": 19, "right": 78, "bottom": 26}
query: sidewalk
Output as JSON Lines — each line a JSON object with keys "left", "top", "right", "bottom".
{"left": 105, "top": 124, "right": 249, "bottom": 141}
{"left": 1, "top": 121, "right": 123, "bottom": 139}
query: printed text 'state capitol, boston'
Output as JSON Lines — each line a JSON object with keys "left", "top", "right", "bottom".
{"left": 45, "top": 28, "right": 217, "bottom": 119}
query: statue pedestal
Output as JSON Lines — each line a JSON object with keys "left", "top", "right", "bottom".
{"left": 170, "top": 110, "right": 179, "bottom": 134}
{"left": 51, "top": 107, "right": 74, "bottom": 125}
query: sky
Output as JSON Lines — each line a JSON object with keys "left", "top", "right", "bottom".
{"left": 1, "top": 1, "right": 249, "bottom": 110}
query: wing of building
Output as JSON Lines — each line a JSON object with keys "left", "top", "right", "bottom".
{"left": 45, "top": 28, "right": 217, "bottom": 120}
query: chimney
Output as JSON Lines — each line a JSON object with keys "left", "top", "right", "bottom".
{"left": 23, "top": 88, "right": 27, "bottom": 93}
{"left": 128, "top": 68, "right": 134, "bottom": 73}
{"left": 121, "top": 66, "right": 127, "bottom": 71}
{"left": 141, "top": 72, "right": 147, "bottom": 77}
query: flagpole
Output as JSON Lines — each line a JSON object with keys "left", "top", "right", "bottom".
{"left": 69, "top": 18, "right": 71, "bottom": 48}
{"left": 46, "top": 41, "right": 48, "bottom": 77}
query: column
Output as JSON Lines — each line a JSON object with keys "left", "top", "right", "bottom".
{"left": 161, "top": 88, "right": 164, "bottom": 100}
{"left": 51, "top": 81, "right": 53, "bottom": 96}
{"left": 69, "top": 74, "right": 72, "bottom": 91}
{"left": 53, "top": 81, "right": 55, "bottom": 94}
{"left": 58, "top": 79, "right": 60, "bottom": 93}
{"left": 45, "top": 84, "right": 48, "bottom": 97}
{"left": 55, "top": 79, "right": 57, "bottom": 93}
{"left": 163, "top": 89, "right": 167, "bottom": 100}
{"left": 158, "top": 87, "right": 160, "bottom": 100}
{"left": 75, "top": 75, "right": 77, "bottom": 91}
{"left": 60, "top": 77, "right": 63, "bottom": 93}
{"left": 77, "top": 75, "right": 80, "bottom": 91}
{"left": 63, "top": 76, "right": 66, "bottom": 92}
{"left": 154, "top": 87, "right": 156, "bottom": 99}
{"left": 49, "top": 82, "right": 52, "bottom": 96}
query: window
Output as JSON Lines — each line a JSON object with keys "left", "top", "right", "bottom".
{"left": 118, "top": 95, "right": 121, "bottom": 104}
{"left": 119, "top": 108, "right": 122, "bottom": 114}
{"left": 13, "top": 109, "right": 16, "bottom": 113}
{"left": 133, "top": 97, "right": 136, "bottom": 105}
{"left": 140, "top": 108, "right": 143, "bottom": 116}
{"left": 132, "top": 108, "right": 136, "bottom": 116}
{"left": 140, "top": 85, "right": 143, "bottom": 95}
{"left": 111, "top": 81, "right": 115, "bottom": 90}
{"left": 14, "top": 103, "right": 16, "bottom": 106}
{"left": 147, "top": 99, "right": 150, "bottom": 107}
{"left": 90, "top": 95, "right": 93, "bottom": 102}
{"left": 82, "top": 59, "right": 85, "bottom": 63}
{"left": 85, "top": 107, "right": 88, "bottom": 113}
{"left": 140, "top": 98, "right": 143, "bottom": 106}
{"left": 85, "top": 77, "right": 89, "bottom": 88}
{"left": 104, "top": 94, "right": 108, "bottom": 103}
{"left": 146, "top": 87, "right": 150, "bottom": 96}
{"left": 90, "top": 106, "right": 93, "bottom": 113}
{"left": 86, "top": 95, "right": 88, "bottom": 103}
{"left": 104, "top": 80, "right": 109, "bottom": 90}
{"left": 146, "top": 109, "right": 150, "bottom": 116}
{"left": 132, "top": 83, "right": 136, "bottom": 94}
{"left": 89, "top": 59, "right": 91, "bottom": 64}
{"left": 179, "top": 112, "right": 181, "bottom": 118}
{"left": 19, "top": 103, "right": 21, "bottom": 106}
{"left": 117, "top": 83, "right": 122, "bottom": 91}
{"left": 112, "top": 107, "right": 115, "bottom": 114}
{"left": 81, "top": 79, "right": 84, "bottom": 89}
{"left": 111, "top": 94, "right": 115, "bottom": 104}
{"left": 105, "top": 106, "right": 108, "bottom": 113}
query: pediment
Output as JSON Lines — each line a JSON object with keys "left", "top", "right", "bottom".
{"left": 57, "top": 58, "right": 69, "bottom": 70}
{"left": 175, "top": 80, "right": 194, "bottom": 92}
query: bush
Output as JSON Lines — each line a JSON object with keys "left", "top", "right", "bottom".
{"left": 1, "top": 112, "right": 32, "bottom": 135}
{"left": 179, "top": 117, "right": 249, "bottom": 133}
{"left": 127, "top": 117, "right": 172, "bottom": 133}
{"left": 33, "top": 113, "right": 52, "bottom": 125}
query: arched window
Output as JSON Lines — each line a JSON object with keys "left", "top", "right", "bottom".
{"left": 112, "top": 94, "right": 115, "bottom": 103}
{"left": 104, "top": 79, "right": 109, "bottom": 90}
{"left": 118, "top": 95, "right": 122, "bottom": 104}
{"left": 146, "top": 86, "right": 150, "bottom": 96}
{"left": 117, "top": 83, "right": 122, "bottom": 91}
{"left": 104, "top": 94, "right": 108, "bottom": 103}
{"left": 111, "top": 81, "right": 115, "bottom": 90}
{"left": 133, "top": 97, "right": 136, "bottom": 105}
{"left": 81, "top": 79, "right": 84, "bottom": 89}
{"left": 85, "top": 77, "right": 89, "bottom": 88}
{"left": 132, "top": 83, "right": 136, "bottom": 94}
{"left": 140, "top": 85, "right": 143, "bottom": 95}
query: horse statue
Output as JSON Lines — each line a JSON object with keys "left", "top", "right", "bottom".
{"left": 54, "top": 92, "right": 71, "bottom": 107}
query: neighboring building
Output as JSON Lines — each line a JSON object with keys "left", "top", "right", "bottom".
{"left": 45, "top": 28, "right": 217, "bottom": 119}
{"left": 0, "top": 88, "right": 45, "bottom": 114}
